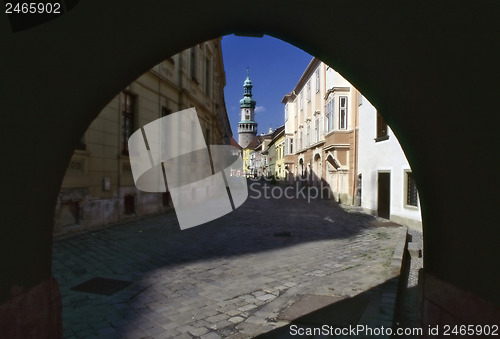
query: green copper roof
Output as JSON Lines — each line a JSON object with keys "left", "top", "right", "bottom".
{"left": 243, "top": 75, "right": 252, "bottom": 87}
{"left": 240, "top": 96, "right": 256, "bottom": 108}
{"left": 240, "top": 68, "right": 256, "bottom": 109}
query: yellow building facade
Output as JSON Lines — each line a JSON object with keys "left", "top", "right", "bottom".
{"left": 54, "top": 39, "right": 231, "bottom": 236}
{"left": 274, "top": 130, "right": 286, "bottom": 180}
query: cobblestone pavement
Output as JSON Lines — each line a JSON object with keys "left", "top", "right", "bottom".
{"left": 53, "top": 181, "right": 407, "bottom": 338}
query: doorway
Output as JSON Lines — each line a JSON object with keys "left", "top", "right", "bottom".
{"left": 377, "top": 172, "right": 390, "bottom": 219}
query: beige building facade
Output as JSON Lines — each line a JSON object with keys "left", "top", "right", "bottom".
{"left": 282, "top": 57, "right": 359, "bottom": 204}
{"left": 54, "top": 39, "right": 231, "bottom": 236}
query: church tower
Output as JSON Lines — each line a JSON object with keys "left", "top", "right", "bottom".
{"left": 238, "top": 69, "right": 258, "bottom": 148}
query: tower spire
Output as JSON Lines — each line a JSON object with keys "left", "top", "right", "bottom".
{"left": 242, "top": 68, "right": 254, "bottom": 99}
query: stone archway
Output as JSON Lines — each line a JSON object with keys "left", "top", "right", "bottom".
{"left": 1, "top": 1, "right": 500, "bottom": 336}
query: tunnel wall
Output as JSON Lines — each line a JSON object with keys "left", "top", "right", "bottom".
{"left": 0, "top": 0, "right": 499, "bottom": 336}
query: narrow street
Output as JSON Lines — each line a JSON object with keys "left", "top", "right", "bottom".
{"left": 53, "top": 181, "right": 407, "bottom": 338}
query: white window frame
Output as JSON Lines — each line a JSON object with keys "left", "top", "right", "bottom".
{"left": 326, "top": 98, "right": 334, "bottom": 132}
{"left": 339, "top": 96, "right": 348, "bottom": 130}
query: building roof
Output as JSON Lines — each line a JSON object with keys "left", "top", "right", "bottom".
{"left": 266, "top": 125, "right": 285, "bottom": 148}
{"left": 281, "top": 57, "right": 321, "bottom": 103}
{"left": 272, "top": 125, "right": 285, "bottom": 139}
{"left": 281, "top": 91, "right": 295, "bottom": 103}
{"left": 245, "top": 135, "right": 264, "bottom": 150}
{"left": 230, "top": 137, "right": 243, "bottom": 150}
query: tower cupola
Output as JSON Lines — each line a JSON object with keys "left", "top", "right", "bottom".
{"left": 240, "top": 69, "right": 257, "bottom": 109}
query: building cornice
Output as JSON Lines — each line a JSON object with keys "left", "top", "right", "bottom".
{"left": 324, "top": 129, "right": 355, "bottom": 138}
{"left": 324, "top": 86, "right": 351, "bottom": 100}
{"left": 323, "top": 143, "right": 350, "bottom": 151}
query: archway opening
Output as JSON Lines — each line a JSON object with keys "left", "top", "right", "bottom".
{"left": 51, "top": 33, "right": 423, "bottom": 337}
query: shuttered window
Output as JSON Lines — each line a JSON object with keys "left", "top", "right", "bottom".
{"left": 407, "top": 172, "right": 418, "bottom": 206}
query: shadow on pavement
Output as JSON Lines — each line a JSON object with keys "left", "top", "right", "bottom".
{"left": 53, "top": 180, "right": 407, "bottom": 338}
{"left": 254, "top": 276, "right": 414, "bottom": 339}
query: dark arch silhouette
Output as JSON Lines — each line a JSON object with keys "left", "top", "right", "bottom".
{"left": 1, "top": 0, "right": 499, "bottom": 336}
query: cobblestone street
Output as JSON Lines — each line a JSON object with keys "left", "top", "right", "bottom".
{"left": 53, "top": 181, "right": 407, "bottom": 338}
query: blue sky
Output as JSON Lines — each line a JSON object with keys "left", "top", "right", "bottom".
{"left": 220, "top": 34, "right": 313, "bottom": 138}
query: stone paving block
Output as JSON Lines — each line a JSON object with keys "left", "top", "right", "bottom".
{"left": 256, "top": 294, "right": 276, "bottom": 302}
{"left": 167, "top": 311, "right": 196, "bottom": 324}
{"left": 175, "top": 324, "right": 197, "bottom": 334}
{"left": 242, "top": 315, "right": 266, "bottom": 325}
{"left": 216, "top": 304, "right": 239, "bottom": 314}
{"left": 264, "top": 288, "right": 280, "bottom": 296}
{"left": 145, "top": 325, "right": 166, "bottom": 336}
{"left": 208, "top": 319, "right": 233, "bottom": 331}
{"left": 200, "top": 332, "right": 222, "bottom": 339}
{"left": 237, "top": 304, "right": 257, "bottom": 312}
{"left": 188, "top": 326, "right": 210, "bottom": 336}
{"left": 206, "top": 312, "right": 230, "bottom": 323}
{"left": 225, "top": 309, "right": 241, "bottom": 317}
{"left": 251, "top": 291, "right": 266, "bottom": 297}
{"left": 228, "top": 316, "right": 245, "bottom": 323}
{"left": 235, "top": 321, "right": 262, "bottom": 334}
{"left": 193, "top": 307, "right": 219, "bottom": 320}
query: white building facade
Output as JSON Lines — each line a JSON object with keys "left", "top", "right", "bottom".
{"left": 357, "top": 96, "right": 422, "bottom": 231}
